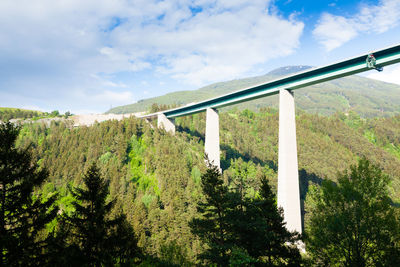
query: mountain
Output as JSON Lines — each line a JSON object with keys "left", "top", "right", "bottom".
{"left": 106, "top": 66, "right": 400, "bottom": 117}
{"left": 266, "top": 65, "right": 312, "bottom": 76}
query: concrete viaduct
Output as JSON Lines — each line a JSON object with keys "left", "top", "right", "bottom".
{"left": 140, "top": 44, "right": 400, "bottom": 235}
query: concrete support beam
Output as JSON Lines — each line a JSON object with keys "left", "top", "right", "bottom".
{"left": 157, "top": 113, "right": 175, "bottom": 134}
{"left": 277, "top": 89, "right": 302, "bottom": 234}
{"left": 205, "top": 108, "right": 220, "bottom": 170}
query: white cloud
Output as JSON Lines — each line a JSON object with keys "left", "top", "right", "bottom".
{"left": 116, "top": 1, "right": 303, "bottom": 85}
{"left": 67, "top": 87, "right": 136, "bottom": 113}
{"left": 91, "top": 74, "right": 128, "bottom": 88}
{"left": 313, "top": 14, "right": 358, "bottom": 51}
{"left": 93, "top": 90, "right": 135, "bottom": 104}
{"left": 367, "top": 65, "right": 400, "bottom": 86}
{"left": 20, "top": 105, "right": 44, "bottom": 112}
{"left": 313, "top": 0, "right": 400, "bottom": 51}
{"left": 0, "top": 0, "right": 304, "bottom": 112}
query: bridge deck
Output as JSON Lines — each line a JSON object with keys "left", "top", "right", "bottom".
{"left": 140, "top": 44, "right": 400, "bottom": 119}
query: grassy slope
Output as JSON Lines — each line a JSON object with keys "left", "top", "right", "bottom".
{"left": 107, "top": 67, "right": 400, "bottom": 118}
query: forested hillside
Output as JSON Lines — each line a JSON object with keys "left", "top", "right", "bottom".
{"left": 0, "top": 107, "right": 44, "bottom": 121}
{"left": 0, "top": 107, "right": 70, "bottom": 122}
{"left": 106, "top": 66, "right": 400, "bottom": 118}
{"left": 14, "top": 109, "right": 400, "bottom": 264}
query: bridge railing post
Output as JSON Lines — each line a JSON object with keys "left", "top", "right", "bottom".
{"left": 157, "top": 113, "right": 175, "bottom": 134}
{"left": 277, "top": 89, "right": 302, "bottom": 234}
{"left": 205, "top": 108, "right": 221, "bottom": 171}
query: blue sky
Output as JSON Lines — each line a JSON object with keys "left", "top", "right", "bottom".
{"left": 0, "top": 0, "right": 399, "bottom": 114}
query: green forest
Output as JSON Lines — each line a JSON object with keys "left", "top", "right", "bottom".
{"left": 1, "top": 108, "right": 400, "bottom": 266}
{"left": 0, "top": 108, "right": 45, "bottom": 121}
{"left": 0, "top": 107, "right": 71, "bottom": 121}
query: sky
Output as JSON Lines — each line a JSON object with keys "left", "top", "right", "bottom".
{"left": 0, "top": 0, "right": 400, "bottom": 114}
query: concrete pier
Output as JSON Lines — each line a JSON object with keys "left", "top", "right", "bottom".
{"left": 205, "top": 108, "right": 220, "bottom": 170}
{"left": 157, "top": 113, "right": 175, "bottom": 134}
{"left": 277, "top": 89, "right": 302, "bottom": 234}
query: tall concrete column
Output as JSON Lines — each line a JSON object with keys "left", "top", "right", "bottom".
{"left": 277, "top": 89, "right": 302, "bottom": 234}
{"left": 205, "top": 108, "right": 220, "bottom": 170}
{"left": 157, "top": 113, "right": 175, "bottom": 134}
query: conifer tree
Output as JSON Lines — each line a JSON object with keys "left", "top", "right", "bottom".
{"left": 63, "top": 163, "right": 141, "bottom": 266}
{"left": 0, "top": 122, "right": 58, "bottom": 266}
{"left": 236, "top": 178, "right": 302, "bottom": 266}
{"left": 190, "top": 162, "right": 302, "bottom": 266}
{"left": 189, "top": 162, "right": 234, "bottom": 266}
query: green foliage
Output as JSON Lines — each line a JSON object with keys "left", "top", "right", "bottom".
{"left": 129, "top": 135, "right": 147, "bottom": 180}
{"left": 13, "top": 109, "right": 400, "bottom": 264}
{"left": 99, "top": 151, "right": 114, "bottom": 164}
{"left": 129, "top": 135, "right": 160, "bottom": 205}
{"left": 50, "top": 110, "right": 60, "bottom": 117}
{"left": 59, "top": 163, "right": 141, "bottom": 266}
{"left": 190, "top": 162, "right": 302, "bottom": 266}
{"left": 0, "top": 122, "right": 58, "bottom": 266}
{"left": 305, "top": 158, "right": 400, "bottom": 266}
{"left": 228, "top": 158, "right": 260, "bottom": 199}
{"left": 229, "top": 246, "right": 255, "bottom": 267}
{"left": 149, "top": 103, "right": 178, "bottom": 113}
{"left": 191, "top": 166, "right": 201, "bottom": 185}
{"left": 363, "top": 129, "right": 376, "bottom": 144}
{"left": 241, "top": 109, "right": 256, "bottom": 120}
{"left": 342, "top": 110, "right": 363, "bottom": 129}
{"left": 141, "top": 193, "right": 157, "bottom": 207}
{"left": 56, "top": 190, "right": 76, "bottom": 217}
{"left": 243, "top": 178, "right": 303, "bottom": 266}
{"left": 0, "top": 107, "right": 72, "bottom": 122}
{"left": 189, "top": 163, "right": 234, "bottom": 266}
{"left": 64, "top": 111, "right": 72, "bottom": 118}
{"left": 0, "top": 107, "right": 44, "bottom": 121}
{"left": 159, "top": 240, "right": 192, "bottom": 267}
{"left": 385, "top": 143, "right": 400, "bottom": 159}
{"left": 361, "top": 115, "right": 400, "bottom": 160}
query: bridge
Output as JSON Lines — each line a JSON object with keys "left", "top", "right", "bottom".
{"left": 140, "top": 43, "right": 400, "bottom": 235}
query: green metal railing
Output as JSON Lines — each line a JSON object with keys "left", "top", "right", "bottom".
{"left": 141, "top": 43, "right": 400, "bottom": 119}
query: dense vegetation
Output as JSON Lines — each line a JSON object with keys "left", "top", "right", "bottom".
{"left": 106, "top": 66, "right": 400, "bottom": 118}
{"left": 305, "top": 158, "right": 400, "bottom": 265}
{"left": 0, "top": 107, "right": 71, "bottom": 121}
{"left": 50, "top": 163, "right": 141, "bottom": 266}
{"left": 0, "top": 123, "right": 142, "bottom": 266}
{"left": 0, "top": 107, "right": 44, "bottom": 121}
{"left": 4, "top": 107, "right": 400, "bottom": 265}
{"left": 0, "top": 122, "right": 58, "bottom": 266}
{"left": 190, "top": 163, "right": 302, "bottom": 266}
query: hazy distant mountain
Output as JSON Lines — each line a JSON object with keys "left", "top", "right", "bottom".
{"left": 106, "top": 66, "right": 400, "bottom": 117}
{"left": 266, "top": 65, "right": 312, "bottom": 76}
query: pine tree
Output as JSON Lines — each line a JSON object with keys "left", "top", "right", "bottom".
{"left": 0, "top": 122, "right": 58, "bottom": 266}
{"left": 189, "top": 162, "right": 235, "bottom": 266}
{"left": 63, "top": 163, "right": 141, "bottom": 266}
{"left": 236, "top": 178, "right": 302, "bottom": 266}
{"left": 190, "top": 162, "right": 302, "bottom": 266}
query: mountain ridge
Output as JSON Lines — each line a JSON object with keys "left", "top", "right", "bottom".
{"left": 106, "top": 66, "right": 400, "bottom": 117}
